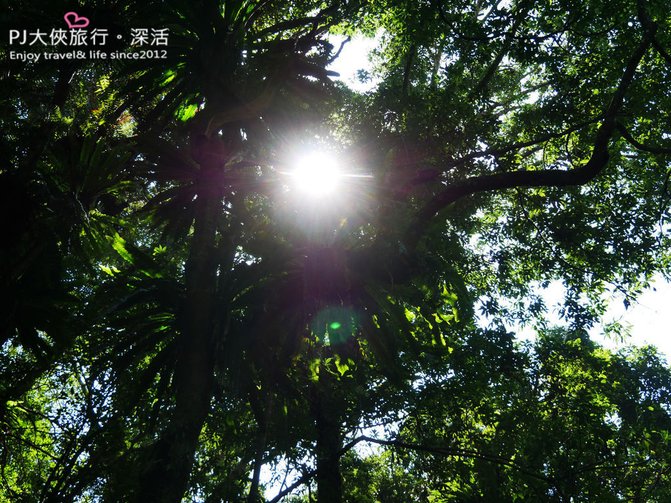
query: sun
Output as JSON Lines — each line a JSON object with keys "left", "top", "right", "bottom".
{"left": 290, "top": 151, "right": 342, "bottom": 195}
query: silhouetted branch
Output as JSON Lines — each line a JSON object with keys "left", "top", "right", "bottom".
{"left": 617, "top": 123, "right": 671, "bottom": 155}
{"left": 328, "top": 36, "right": 351, "bottom": 65}
{"left": 405, "top": 28, "right": 655, "bottom": 249}
{"left": 470, "top": 0, "right": 532, "bottom": 98}
{"left": 267, "top": 467, "right": 317, "bottom": 503}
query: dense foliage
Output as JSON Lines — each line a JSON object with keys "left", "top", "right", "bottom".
{"left": 1, "top": 0, "right": 671, "bottom": 501}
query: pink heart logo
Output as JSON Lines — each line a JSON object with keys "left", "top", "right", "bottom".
{"left": 64, "top": 12, "right": 90, "bottom": 29}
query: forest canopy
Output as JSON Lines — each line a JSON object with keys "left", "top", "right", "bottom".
{"left": 1, "top": 0, "right": 671, "bottom": 501}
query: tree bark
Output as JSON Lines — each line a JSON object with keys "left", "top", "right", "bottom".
{"left": 247, "top": 391, "right": 271, "bottom": 503}
{"left": 312, "top": 369, "right": 343, "bottom": 503}
{"left": 134, "top": 171, "right": 221, "bottom": 502}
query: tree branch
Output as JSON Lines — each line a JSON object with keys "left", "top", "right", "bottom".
{"left": 267, "top": 467, "right": 317, "bottom": 503}
{"left": 327, "top": 36, "right": 350, "bottom": 65}
{"left": 617, "top": 123, "right": 671, "bottom": 155}
{"left": 405, "top": 29, "right": 655, "bottom": 248}
{"left": 267, "top": 432, "right": 556, "bottom": 502}
{"left": 440, "top": 115, "right": 601, "bottom": 173}
{"left": 402, "top": 45, "right": 416, "bottom": 99}
{"left": 636, "top": 0, "right": 671, "bottom": 68}
{"left": 652, "top": 39, "right": 671, "bottom": 68}
{"left": 351, "top": 435, "right": 558, "bottom": 485}
{"left": 470, "top": 0, "right": 532, "bottom": 98}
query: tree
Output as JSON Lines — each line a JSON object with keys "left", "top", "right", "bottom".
{"left": 334, "top": 330, "right": 671, "bottom": 501}
{"left": 1, "top": 0, "right": 670, "bottom": 502}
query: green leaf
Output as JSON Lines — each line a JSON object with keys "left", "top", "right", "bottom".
{"left": 108, "top": 233, "right": 134, "bottom": 264}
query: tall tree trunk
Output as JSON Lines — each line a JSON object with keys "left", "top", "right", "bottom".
{"left": 402, "top": 45, "right": 416, "bottom": 100}
{"left": 312, "top": 370, "right": 343, "bottom": 503}
{"left": 134, "top": 173, "right": 221, "bottom": 502}
{"left": 248, "top": 391, "right": 271, "bottom": 503}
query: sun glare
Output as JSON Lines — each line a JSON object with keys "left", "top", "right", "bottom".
{"left": 291, "top": 151, "right": 342, "bottom": 195}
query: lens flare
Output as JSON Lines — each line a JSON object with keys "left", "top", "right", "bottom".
{"left": 310, "top": 306, "right": 359, "bottom": 345}
{"left": 291, "top": 152, "right": 342, "bottom": 195}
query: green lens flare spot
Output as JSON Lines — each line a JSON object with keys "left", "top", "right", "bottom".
{"left": 310, "top": 307, "right": 360, "bottom": 345}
